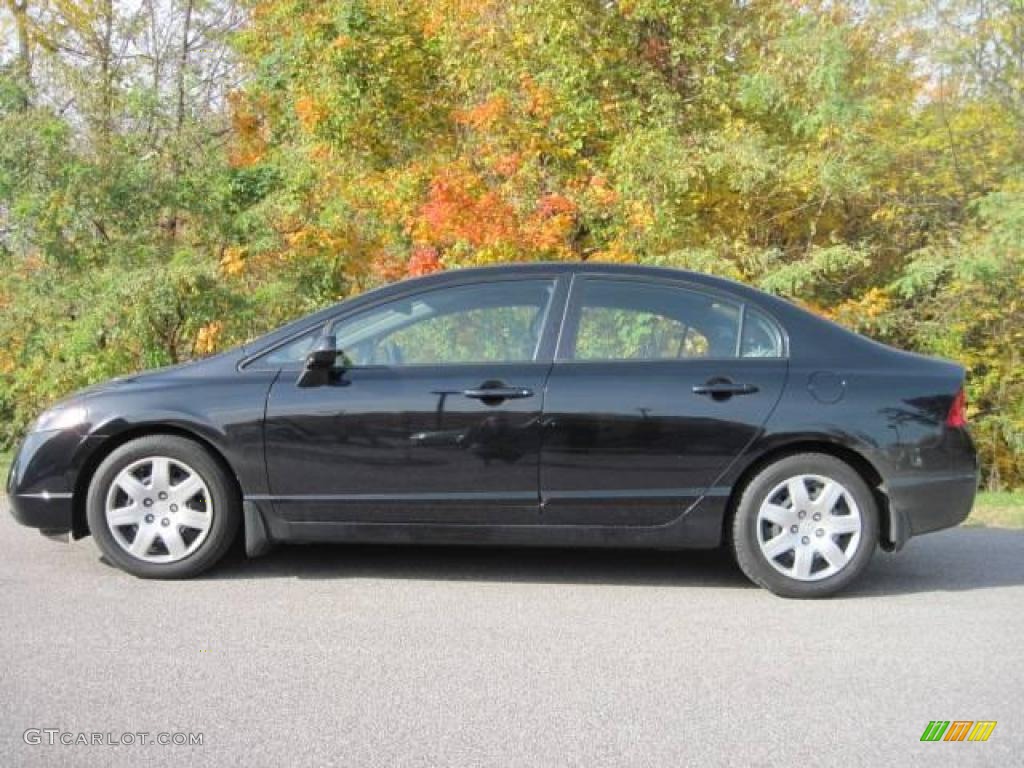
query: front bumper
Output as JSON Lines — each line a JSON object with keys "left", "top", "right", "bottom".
{"left": 7, "top": 491, "right": 74, "bottom": 536}
{"left": 6, "top": 430, "right": 88, "bottom": 537}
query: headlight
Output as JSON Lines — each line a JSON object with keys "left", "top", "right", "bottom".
{"left": 33, "top": 405, "right": 89, "bottom": 432}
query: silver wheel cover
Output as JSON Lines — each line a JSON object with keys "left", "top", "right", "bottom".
{"left": 104, "top": 456, "right": 214, "bottom": 564}
{"left": 756, "top": 474, "right": 863, "bottom": 581}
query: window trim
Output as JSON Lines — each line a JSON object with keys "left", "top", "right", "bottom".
{"left": 241, "top": 273, "right": 570, "bottom": 371}
{"left": 556, "top": 273, "right": 788, "bottom": 363}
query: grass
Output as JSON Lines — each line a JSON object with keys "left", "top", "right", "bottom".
{"left": 0, "top": 445, "right": 1020, "bottom": 528}
{"left": 968, "top": 490, "right": 1024, "bottom": 529}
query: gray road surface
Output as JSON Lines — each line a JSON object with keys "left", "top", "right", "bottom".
{"left": 1, "top": 505, "right": 1021, "bottom": 767}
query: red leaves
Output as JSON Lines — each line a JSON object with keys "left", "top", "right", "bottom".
{"left": 536, "top": 193, "right": 577, "bottom": 218}
{"left": 407, "top": 166, "right": 583, "bottom": 259}
{"left": 413, "top": 169, "right": 518, "bottom": 249}
{"left": 407, "top": 246, "right": 442, "bottom": 276}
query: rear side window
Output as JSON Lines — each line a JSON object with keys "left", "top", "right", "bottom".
{"left": 565, "top": 279, "right": 784, "bottom": 361}
{"left": 741, "top": 307, "right": 784, "bottom": 358}
{"left": 568, "top": 280, "right": 742, "bottom": 361}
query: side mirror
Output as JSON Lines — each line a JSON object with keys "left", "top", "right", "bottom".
{"left": 297, "top": 335, "right": 338, "bottom": 388}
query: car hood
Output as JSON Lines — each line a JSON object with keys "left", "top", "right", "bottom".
{"left": 55, "top": 347, "right": 248, "bottom": 406}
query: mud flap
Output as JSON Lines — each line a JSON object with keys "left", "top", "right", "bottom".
{"left": 243, "top": 500, "right": 275, "bottom": 558}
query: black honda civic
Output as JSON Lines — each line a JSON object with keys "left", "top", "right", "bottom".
{"left": 6, "top": 263, "right": 977, "bottom": 596}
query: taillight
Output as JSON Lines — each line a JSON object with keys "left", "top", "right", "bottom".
{"left": 946, "top": 387, "right": 968, "bottom": 428}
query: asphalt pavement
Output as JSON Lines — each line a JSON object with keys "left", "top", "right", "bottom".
{"left": 1, "top": 503, "right": 1021, "bottom": 767}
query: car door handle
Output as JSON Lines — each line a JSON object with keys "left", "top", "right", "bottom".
{"left": 463, "top": 386, "right": 534, "bottom": 401}
{"left": 692, "top": 380, "right": 759, "bottom": 398}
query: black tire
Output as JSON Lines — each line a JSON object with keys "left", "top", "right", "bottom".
{"left": 731, "top": 453, "right": 879, "bottom": 598}
{"left": 86, "top": 435, "right": 240, "bottom": 579}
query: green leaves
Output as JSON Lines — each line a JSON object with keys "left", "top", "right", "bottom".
{"left": 0, "top": 0, "right": 1022, "bottom": 485}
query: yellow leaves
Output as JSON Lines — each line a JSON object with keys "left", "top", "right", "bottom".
{"left": 627, "top": 201, "right": 655, "bottom": 232}
{"left": 817, "top": 287, "right": 893, "bottom": 333}
{"left": 817, "top": 123, "right": 840, "bottom": 146}
{"left": 283, "top": 227, "right": 347, "bottom": 256}
{"left": 219, "top": 246, "right": 246, "bottom": 277}
{"left": 839, "top": 287, "right": 891, "bottom": 320}
{"left": 589, "top": 239, "right": 637, "bottom": 265}
{"left": 193, "top": 322, "right": 223, "bottom": 357}
{"left": 871, "top": 205, "right": 900, "bottom": 223}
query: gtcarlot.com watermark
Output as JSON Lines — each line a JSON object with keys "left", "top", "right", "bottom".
{"left": 24, "top": 729, "right": 203, "bottom": 747}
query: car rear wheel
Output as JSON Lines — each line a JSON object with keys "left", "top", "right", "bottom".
{"left": 731, "top": 453, "right": 879, "bottom": 598}
{"left": 86, "top": 435, "right": 240, "bottom": 578}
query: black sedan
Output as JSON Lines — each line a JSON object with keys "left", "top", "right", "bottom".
{"left": 6, "top": 263, "right": 978, "bottom": 596}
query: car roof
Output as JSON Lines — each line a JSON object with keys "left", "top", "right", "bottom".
{"left": 241, "top": 262, "right": 764, "bottom": 351}
{"left": 240, "top": 260, "right": 917, "bottom": 368}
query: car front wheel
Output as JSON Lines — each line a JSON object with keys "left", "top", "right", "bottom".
{"left": 86, "top": 435, "right": 240, "bottom": 578}
{"left": 731, "top": 453, "right": 879, "bottom": 598}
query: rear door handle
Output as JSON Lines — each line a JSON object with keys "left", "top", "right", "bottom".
{"left": 692, "top": 380, "right": 759, "bottom": 398}
{"left": 463, "top": 386, "right": 534, "bottom": 401}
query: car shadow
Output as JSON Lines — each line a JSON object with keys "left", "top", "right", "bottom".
{"left": 198, "top": 526, "right": 1024, "bottom": 596}
{"left": 207, "top": 540, "right": 754, "bottom": 589}
{"left": 843, "top": 526, "right": 1024, "bottom": 598}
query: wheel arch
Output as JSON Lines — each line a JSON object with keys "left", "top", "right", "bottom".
{"left": 722, "top": 439, "right": 899, "bottom": 551}
{"left": 71, "top": 424, "right": 244, "bottom": 539}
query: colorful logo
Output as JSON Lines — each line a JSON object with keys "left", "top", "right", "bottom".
{"left": 920, "top": 721, "right": 997, "bottom": 742}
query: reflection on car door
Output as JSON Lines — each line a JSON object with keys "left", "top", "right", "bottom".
{"left": 540, "top": 276, "right": 788, "bottom": 526}
{"left": 262, "top": 276, "right": 567, "bottom": 526}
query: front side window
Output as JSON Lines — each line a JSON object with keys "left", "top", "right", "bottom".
{"left": 568, "top": 279, "right": 742, "bottom": 361}
{"left": 259, "top": 328, "right": 322, "bottom": 367}
{"left": 328, "top": 279, "right": 556, "bottom": 366}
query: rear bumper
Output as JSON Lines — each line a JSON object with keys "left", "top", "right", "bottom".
{"left": 886, "top": 469, "right": 978, "bottom": 545}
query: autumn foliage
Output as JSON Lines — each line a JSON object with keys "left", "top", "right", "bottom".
{"left": 1, "top": 0, "right": 1023, "bottom": 487}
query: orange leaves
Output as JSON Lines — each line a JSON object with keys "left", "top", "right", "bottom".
{"left": 227, "top": 91, "right": 267, "bottom": 168}
{"left": 492, "top": 153, "right": 521, "bottom": 177}
{"left": 519, "top": 74, "right": 553, "bottom": 120}
{"left": 420, "top": 0, "right": 504, "bottom": 41}
{"left": 407, "top": 163, "right": 585, "bottom": 260}
{"left": 370, "top": 252, "right": 408, "bottom": 283}
{"left": 412, "top": 167, "right": 518, "bottom": 249}
{"left": 455, "top": 95, "right": 509, "bottom": 131}
{"left": 536, "top": 193, "right": 576, "bottom": 218}
{"left": 295, "top": 95, "right": 326, "bottom": 132}
{"left": 586, "top": 174, "right": 619, "bottom": 209}
{"left": 331, "top": 34, "right": 354, "bottom": 51}
{"left": 523, "top": 193, "right": 578, "bottom": 253}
